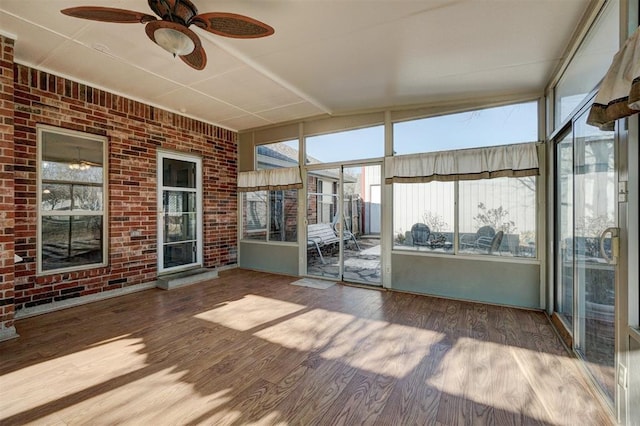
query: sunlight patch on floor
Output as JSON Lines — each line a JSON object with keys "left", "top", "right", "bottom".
{"left": 253, "top": 307, "right": 444, "bottom": 378}
{"left": 426, "top": 337, "right": 601, "bottom": 424}
{"left": 0, "top": 337, "right": 146, "bottom": 420}
{"left": 194, "top": 295, "right": 306, "bottom": 332}
{"left": 33, "top": 368, "right": 233, "bottom": 425}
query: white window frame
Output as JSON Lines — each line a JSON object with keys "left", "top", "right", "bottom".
{"left": 391, "top": 177, "right": 538, "bottom": 259}
{"left": 36, "top": 124, "right": 108, "bottom": 275}
{"left": 241, "top": 189, "right": 298, "bottom": 243}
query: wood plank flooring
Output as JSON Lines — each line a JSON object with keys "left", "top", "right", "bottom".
{"left": 0, "top": 269, "right": 613, "bottom": 425}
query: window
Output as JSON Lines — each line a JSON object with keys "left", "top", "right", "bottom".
{"left": 256, "top": 139, "right": 299, "bottom": 170}
{"left": 243, "top": 140, "right": 300, "bottom": 243}
{"left": 306, "top": 126, "right": 384, "bottom": 163}
{"left": 38, "top": 126, "right": 107, "bottom": 273}
{"left": 242, "top": 190, "right": 297, "bottom": 242}
{"left": 242, "top": 191, "right": 268, "bottom": 239}
{"left": 393, "top": 177, "right": 536, "bottom": 257}
{"left": 393, "top": 102, "right": 538, "bottom": 155}
{"left": 393, "top": 182, "right": 454, "bottom": 252}
{"left": 554, "top": 0, "right": 619, "bottom": 127}
{"left": 458, "top": 177, "right": 537, "bottom": 257}
{"left": 392, "top": 101, "right": 539, "bottom": 257}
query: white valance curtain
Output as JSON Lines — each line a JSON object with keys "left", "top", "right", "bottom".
{"left": 384, "top": 142, "right": 539, "bottom": 184}
{"left": 238, "top": 167, "right": 303, "bottom": 192}
{"left": 587, "top": 26, "right": 640, "bottom": 130}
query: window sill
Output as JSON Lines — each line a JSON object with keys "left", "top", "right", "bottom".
{"left": 392, "top": 248, "right": 540, "bottom": 264}
{"left": 37, "top": 261, "right": 109, "bottom": 277}
{"left": 240, "top": 239, "right": 298, "bottom": 247}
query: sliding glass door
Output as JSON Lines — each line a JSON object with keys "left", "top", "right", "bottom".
{"left": 554, "top": 105, "right": 618, "bottom": 404}
{"left": 306, "top": 164, "right": 381, "bottom": 285}
{"left": 556, "top": 130, "right": 574, "bottom": 327}
{"left": 574, "top": 109, "right": 617, "bottom": 402}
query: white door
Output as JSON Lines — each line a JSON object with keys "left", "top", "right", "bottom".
{"left": 157, "top": 151, "right": 202, "bottom": 273}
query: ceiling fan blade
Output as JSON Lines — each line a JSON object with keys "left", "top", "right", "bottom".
{"left": 61, "top": 6, "right": 157, "bottom": 24}
{"left": 180, "top": 44, "right": 207, "bottom": 71}
{"left": 145, "top": 21, "right": 206, "bottom": 70}
{"left": 192, "top": 12, "right": 274, "bottom": 39}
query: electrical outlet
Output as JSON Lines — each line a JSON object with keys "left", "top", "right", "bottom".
{"left": 618, "top": 364, "right": 628, "bottom": 389}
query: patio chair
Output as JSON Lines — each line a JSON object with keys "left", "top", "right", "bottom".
{"left": 460, "top": 225, "right": 495, "bottom": 251}
{"left": 410, "top": 223, "right": 432, "bottom": 246}
{"left": 331, "top": 214, "right": 361, "bottom": 251}
{"left": 477, "top": 230, "right": 504, "bottom": 254}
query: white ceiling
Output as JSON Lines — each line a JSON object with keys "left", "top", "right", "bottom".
{"left": 0, "top": 0, "right": 589, "bottom": 132}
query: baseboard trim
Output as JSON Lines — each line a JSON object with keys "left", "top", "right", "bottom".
{"left": 13, "top": 264, "right": 238, "bottom": 320}
{"left": 15, "top": 281, "right": 158, "bottom": 320}
{"left": 218, "top": 263, "right": 238, "bottom": 272}
{"left": 0, "top": 326, "right": 19, "bottom": 342}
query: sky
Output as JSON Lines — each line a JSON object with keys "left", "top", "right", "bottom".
{"left": 297, "top": 101, "right": 539, "bottom": 164}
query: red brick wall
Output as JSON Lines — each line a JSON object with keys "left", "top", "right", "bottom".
{"left": 0, "top": 36, "right": 15, "bottom": 336}
{"left": 12, "top": 63, "right": 237, "bottom": 311}
{"left": 307, "top": 175, "right": 318, "bottom": 224}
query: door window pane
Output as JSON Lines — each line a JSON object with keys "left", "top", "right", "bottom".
{"left": 307, "top": 169, "right": 340, "bottom": 279}
{"left": 163, "top": 242, "right": 197, "bottom": 269}
{"left": 164, "top": 212, "right": 197, "bottom": 243}
{"left": 556, "top": 130, "right": 574, "bottom": 327}
{"left": 163, "top": 158, "right": 196, "bottom": 188}
{"left": 574, "top": 110, "right": 616, "bottom": 401}
{"left": 164, "top": 191, "right": 196, "bottom": 213}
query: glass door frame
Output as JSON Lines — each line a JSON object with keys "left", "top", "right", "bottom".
{"left": 554, "top": 126, "right": 574, "bottom": 332}
{"left": 157, "top": 150, "right": 203, "bottom": 274}
{"left": 304, "top": 159, "right": 383, "bottom": 285}
{"left": 551, "top": 100, "right": 620, "bottom": 410}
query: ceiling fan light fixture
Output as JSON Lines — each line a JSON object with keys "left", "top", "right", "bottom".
{"left": 154, "top": 27, "right": 195, "bottom": 56}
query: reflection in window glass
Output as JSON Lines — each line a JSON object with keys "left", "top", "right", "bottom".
{"left": 556, "top": 130, "right": 574, "bottom": 327}
{"left": 41, "top": 215, "right": 104, "bottom": 271}
{"left": 393, "top": 182, "right": 455, "bottom": 253}
{"left": 243, "top": 191, "right": 268, "bottom": 240}
{"left": 39, "top": 127, "right": 106, "bottom": 272}
{"left": 269, "top": 190, "right": 298, "bottom": 242}
{"left": 163, "top": 158, "right": 196, "bottom": 188}
{"left": 306, "top": 126, "right": 384, "bottom": 164}
{"left": 164, "top": 242, "right": 197, "bottom": 269}
{"left": 242, "top": 190, "right": 298, "bottom": 242}
{"left": 554, "top": 0, "right": 619, "bottom": 127}
{"left": 257, "top": 140, "right": 299, "bottom": 170}
{"left": 249, "top": 140, "right": 300, "bottom": 242}
{"left": 393, "top": 102, "right": 538, "bottom": 155}
{"left": 458, "top": 177, "right": 537, "bottom": 257}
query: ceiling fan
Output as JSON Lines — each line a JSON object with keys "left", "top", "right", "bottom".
{"left": 61, "top": 0, "right": 275, "bottom": 70}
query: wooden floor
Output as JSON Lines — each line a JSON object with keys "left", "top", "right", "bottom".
{"left": 0, "top": 269, "right": 613, "bottom": 425}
